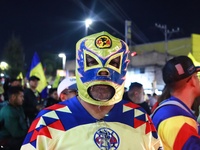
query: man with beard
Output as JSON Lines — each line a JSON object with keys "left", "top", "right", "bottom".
{"left": 21, "top": 31, "right": 163, "bottom": 150}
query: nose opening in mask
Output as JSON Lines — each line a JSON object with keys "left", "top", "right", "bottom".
{"left": 97, "top": 69, "right": 110, "bottom": 76}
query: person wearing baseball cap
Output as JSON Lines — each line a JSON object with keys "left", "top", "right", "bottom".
{"left": 57, "top": 76, "right": 77, "bottom": 101}
{"left": 23, "top": 75, "right": 43, "bottom": 126}
{"left": 28, "top": 75, "right": 40, "bottom": 81}
{"left": 151, "top": 55, "right": 200, "bottom": 150}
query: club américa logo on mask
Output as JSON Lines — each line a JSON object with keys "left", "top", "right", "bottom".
{"left": 94, "top": 127, "right": 120, "bottom": 149}
{"left": 95, "top": 35, "right": 112, "bottom": 49}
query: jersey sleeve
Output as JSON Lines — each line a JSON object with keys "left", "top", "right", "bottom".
{"left": 158, "top": 115, "right": 200, "bottom": 150}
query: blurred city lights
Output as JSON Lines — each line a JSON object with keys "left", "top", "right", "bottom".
{"left": 85, "top": 18, "right": 93, "bottom": 28}
{"left": 58, "top": 53, "right": 66, "bottom": 70}
{"left": 131, "top": 52, "right": 137, "bottom": 57}
{"left": 0, "top": 73, "right": 4, "bottom": 77}
{"left": 0, "top": 61, "right": 9, "bottom": 70}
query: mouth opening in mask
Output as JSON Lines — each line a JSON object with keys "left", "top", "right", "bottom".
{"left": 88, "top": 84, "right": 115, "bottom": 101}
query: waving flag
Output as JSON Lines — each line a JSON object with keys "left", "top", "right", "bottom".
{"left": 27, "top": 52, "right": 48, "bottom": 98}
{"left": 17, "top": 72, "right": 23, "bottom": 80}
{"left": 52, "top": 75, "right": 61, "bottom": 88}
{"left": 16, "top": 72, "right": 24, "bottom": 86}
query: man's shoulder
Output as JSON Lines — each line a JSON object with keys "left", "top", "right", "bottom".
{"left": 39, "top": 103, "right": 68, "bottom": 115}
{"left": 151, "top": 99, "right": 193, "bottom": 127}
{"left": 0, "top": 101, "right": 8, "bottom": 109}
{"left": 121, "top": 100, "right": 149, "bottom": 114}
{"left": 152, "top": 100, "right": 188, "bottom": 116}
{"left": 24, "top": 88, "right": 33, "bottom": 94}
{"left": 0, "top": 104, "right": 14, "bottom": 117}
{"left": 37, "top": 98, "right": 77, "bottom": 118}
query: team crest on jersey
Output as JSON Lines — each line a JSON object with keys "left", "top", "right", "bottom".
{"left": 95, "top": 35, "right": 112, "bottom": 49}
{"left": 94, "top": 127, "right": 120, "bottom": 149}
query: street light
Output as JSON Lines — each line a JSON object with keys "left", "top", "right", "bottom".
{"left": 85, "top": 18, "right": 93, "bottom": 35}
{"left": 58, "top": 53, "right": 66, "bottom": 70}
{"left": 0, "top": 61, "right": 9, "bottom": 70}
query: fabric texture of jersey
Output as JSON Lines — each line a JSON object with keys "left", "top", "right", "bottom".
{"left": 151, "top": 96, "right": 200, "bottom": 150}
{"left": 21, "top": 96, "right": 162, "bottom": 150}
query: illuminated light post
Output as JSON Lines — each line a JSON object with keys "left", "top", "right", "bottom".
{"left": 85, "top": 18, "right": 93, "bottom": 35}
{"left": 58, "top": 53, "right": 66, "bottom": 70}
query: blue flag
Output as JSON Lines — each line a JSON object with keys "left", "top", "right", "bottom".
{"left": 27, "top": 52, "right": 48, "bottom": 98}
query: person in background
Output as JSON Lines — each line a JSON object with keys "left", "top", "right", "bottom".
{"left": 3, "top": 78, "right": 10, "bottom": 101}
{"left": 45, "top": 88, "right": 60, "bottom": 107}
{"left": 23, "top": 75, "right": 44, "bottom": 126}
{"left": 9, "top": 78, "right": 22, "bottom": 87}
{"left": 21, "top": 31, "right": 162, "bottom": 150}
{"left": 0, "top": 81, "right": 4, "bottom": 103}
{"left": 191, "top": 96, "right": 200, "bottom": 117}
{"left": 151, "top": 55, "right": 200, "bottom": 149}
{"left": 0, "top": 86, "right": 5, "bottom": 110}
{"left": 0, "top": 86, "right": 28, "bottom": 150}
{"left": 196, "top": 97, "right": 200, "bottom": 123}
{"left": 149, "top": 92, "right": 158, "bottom": 109}
{"left": 3, "top": 78, "right": 22, "bottom": 102}
{"left": 123, "top": 82, "right": 151, "bottom": 115}
{"left": 57, "top": 76, "right": 77, "bottom": 101}
{"left": 124, "top": 87, "right": 127, "bottom": 92}
{"left": 151, "top": 85, "right": 171, "bottom": 113}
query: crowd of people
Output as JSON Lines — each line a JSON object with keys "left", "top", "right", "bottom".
{"left": 0, "top": 75, "right": 78, "bottom": 149}
{"left": 0, "top": 31, "right": 200, "bottom": 149}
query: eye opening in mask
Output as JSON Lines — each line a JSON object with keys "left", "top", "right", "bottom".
{"left": 86, "top": 54, "right": 99, "bottom": 67}
{"left": 105, "top": 52, "right": 123, "bottom": 74}
{"left": 109, "top": 56, "right": 120, "bottom": 69}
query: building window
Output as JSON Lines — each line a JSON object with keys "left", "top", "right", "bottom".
{"left": 134, "top": 68, "right": 145, "bottom": 74}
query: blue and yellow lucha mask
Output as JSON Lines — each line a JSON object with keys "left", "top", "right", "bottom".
{"left": 76, "top": 31, "right": 129, "bottom": 106}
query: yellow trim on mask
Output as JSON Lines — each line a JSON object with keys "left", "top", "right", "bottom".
{"left": 84, "top": 50, "right": 103, "bottom": 72}
{"left": 105, "top": 52, "right": 123, "bottom": 74}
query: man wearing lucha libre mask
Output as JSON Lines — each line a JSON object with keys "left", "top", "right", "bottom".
{"left": 21, "top": 31, "right": 163, "bottom": 150}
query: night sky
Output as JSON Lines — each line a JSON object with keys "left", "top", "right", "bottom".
{"left": 1, "top": 0, "right": 200, "bottom": 64}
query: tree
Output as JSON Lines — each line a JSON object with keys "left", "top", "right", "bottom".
{"left": 41, "top": 52, "right": 61, "bottom": 76}
{"left": 3, "top": 34, "right": 25, "bottom": 78}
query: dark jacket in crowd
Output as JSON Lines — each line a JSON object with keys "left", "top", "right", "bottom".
{"left": 45, "top": 97, "right": 60, "bottom": 107}
{"left": 23, "top": 88, "right": 43, "bottom": 125}
{"left": 0, "top": 104, "right": 28, "bottom": 150}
